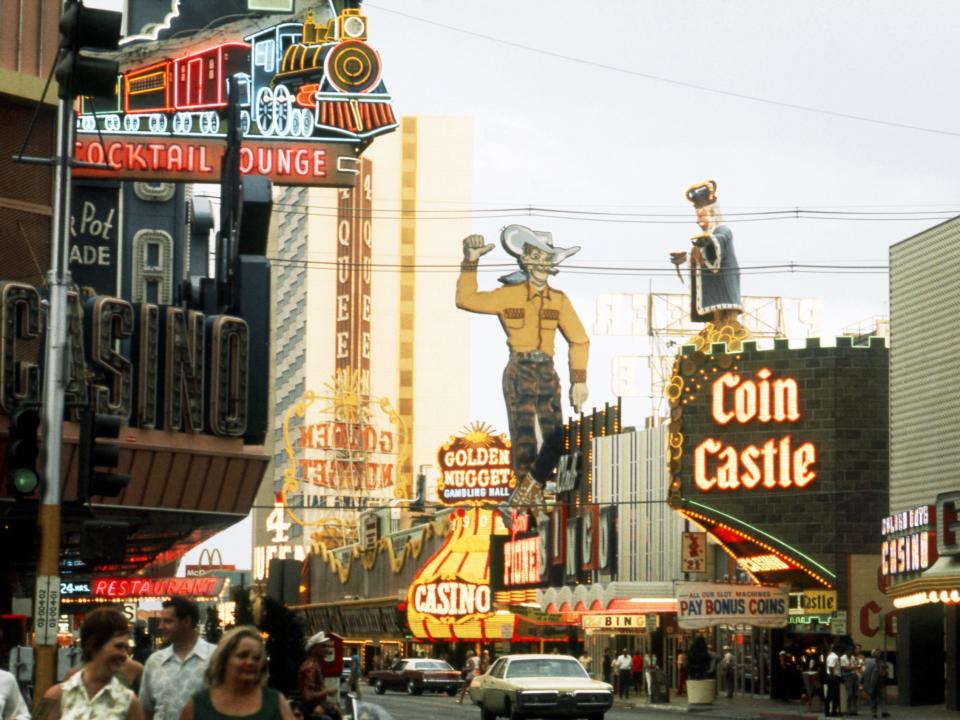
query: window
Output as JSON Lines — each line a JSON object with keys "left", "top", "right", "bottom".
{"left": 506, "top": 659, "right": 587, "bottom": 680}
{"left": 254, "top": 39, "right": 275, "bottom": 73}
{"left": 488, "top": 659, "right": 506, "bottom": 679}
{"left": 132, "top": 229, "right": 174, "bottom": 305}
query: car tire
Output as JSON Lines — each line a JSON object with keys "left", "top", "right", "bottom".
{"left": 406, "top": 679, "right": 422, "bottom": 695}
{"left": 479, "top": 703, "right": 496, "bottom": 720}
{"left": 445, "top": 687, "right": 458, "bottom": 696}
{"left": 588, "top": 714, "right": 605, "bottom": 720}
{"left": 374, "top": 679, "right": 386, "bottom": 695}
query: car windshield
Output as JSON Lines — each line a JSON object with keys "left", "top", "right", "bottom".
{"left": 506, "top": 659, "right": 588, "bottom": 679}
{"left": 413, "top": 661, "right": 454, "bottom": 670}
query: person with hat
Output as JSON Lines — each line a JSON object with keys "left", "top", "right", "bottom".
{"left": 298, "top": 633, "right": 340, "bottom": 720}
{"left": 457, "top": 225, "right": 589, "bottom": 512}
{"left": 670, "top": 180, "right": 743, "bottom": 330}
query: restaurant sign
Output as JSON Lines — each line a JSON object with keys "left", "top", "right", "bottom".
{"left": 93, "top": 576, "right": 226, "bottom": 598}
{"left": 676, "top": 582, "right": 788, "bottom": 629}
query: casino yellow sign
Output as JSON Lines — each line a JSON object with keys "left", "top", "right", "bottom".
{"left": 406, "top": 506, "right": 514, "bottom": 641}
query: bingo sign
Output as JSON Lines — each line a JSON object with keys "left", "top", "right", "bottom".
{"left": 437, "top": 423, "right": 515, "bottom": 504}
{"left": 676, "top": 582, "right": 788, "bottom": 629}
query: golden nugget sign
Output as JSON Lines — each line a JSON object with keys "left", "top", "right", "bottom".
{"left": 694, "top": 369, "right": 817, "bottom": 491}
{"left": 277, "top": 371, "right": 409, "bottom": 548}
{"left": 437, "top": 423, "right": 515, "bottom": 504}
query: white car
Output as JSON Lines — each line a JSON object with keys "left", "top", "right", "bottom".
{"left": 468, "top": 654, "right": 613, "bottom": 720}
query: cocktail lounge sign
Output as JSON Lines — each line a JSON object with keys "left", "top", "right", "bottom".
{"left": 73, "top": 2, "right": 396, "bottom": 185}
{"left": 0, "top": 281, "right": 252, "bottom": 437}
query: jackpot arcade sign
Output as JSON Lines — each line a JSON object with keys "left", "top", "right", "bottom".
{"left": 667, "top": 337, "right": 889, "bottom": 591}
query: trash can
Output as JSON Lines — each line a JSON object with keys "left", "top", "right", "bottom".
{"left": 650, "top": 668, "right": 669, "bottom": 704}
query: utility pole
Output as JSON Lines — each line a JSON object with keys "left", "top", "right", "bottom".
{"left": 32, "top": 76, "right": 74, "bottom": 710}
{"left": 31, "top": 1, "right": 121, "bottom": 702}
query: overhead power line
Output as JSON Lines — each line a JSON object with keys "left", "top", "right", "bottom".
{"left": 367, "top": 3, "right": 960, "bottom": 139}
{"left": 264, "top": 256, "right": 888, "bottom": 277}
{"left": 194, "top": 195, "right": 959, "bottom": 225}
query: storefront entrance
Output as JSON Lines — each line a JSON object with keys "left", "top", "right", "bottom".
{"left": 716, "top": 625, "right": 771, "bottom": 697}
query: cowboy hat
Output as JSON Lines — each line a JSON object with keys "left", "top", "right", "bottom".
{"left": 500, "top": 224, "right": 580, "bottom": 265}
{"left": 305, "top": 631, "right": 331, "bottom": 650}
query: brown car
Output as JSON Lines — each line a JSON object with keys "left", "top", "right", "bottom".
{"left": 368, "top": 658, "right": 462, "bottom": 696}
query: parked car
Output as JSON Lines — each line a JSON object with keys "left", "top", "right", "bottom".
{"left": 468, "top": 654, "right": 613, "bottom": 720}
{"left": 367, "top": 657, "right": 462, "bottom": 696}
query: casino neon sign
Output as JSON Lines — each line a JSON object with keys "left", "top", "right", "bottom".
{"left": 411, "top": 582, "right": 492, "bottom": 617}
{"left": 694, "top": 369, "right": 817, "bottom": 491}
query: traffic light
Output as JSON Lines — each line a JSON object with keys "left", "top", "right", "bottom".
{"left": 5, "top": 403, "right": 41, "bottom": 499}
{"left": 77, "top": 407, "right": 129, "bottom": 501}
{"left": 54, "top": 0, "right": 122, "bottom": 100}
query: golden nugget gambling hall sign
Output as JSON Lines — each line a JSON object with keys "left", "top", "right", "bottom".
{"left": 437, "top": 423, "right": 515, "bottom": 504}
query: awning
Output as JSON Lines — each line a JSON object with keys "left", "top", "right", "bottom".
{"left": 538, "top": 582, "right": 676, "bottom": 614}
{"left": 677, "top": 500, "right": 835, "bottom": 589}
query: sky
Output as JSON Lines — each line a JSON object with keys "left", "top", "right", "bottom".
{"left": 358, "top": 0, "right": 960, "bottom": 433}
{"left": 87, "top": 0, "right": 960, "bottom": 567}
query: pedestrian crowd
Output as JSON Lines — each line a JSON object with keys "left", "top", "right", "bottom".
{"left": 0, "top": 597, "right": 338, "bottom": 720}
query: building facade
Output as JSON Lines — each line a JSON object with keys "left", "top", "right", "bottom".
{"left": 253, "top": 116, "right": 473, "bottom": 576}
{"left": 885, "top": 216, "right": 960, "bottom": 708}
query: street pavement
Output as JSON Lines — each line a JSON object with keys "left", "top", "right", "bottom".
{"left": 355, "top": 684, "right": 957, "bottom": 720}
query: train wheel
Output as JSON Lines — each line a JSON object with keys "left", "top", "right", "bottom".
{"left": 289, "top": 108, "right": 303, "bottom": 137}
{"left": 81, "top": 116, "right": 96, "bottom": 131}
{"left": 256, "top": 87, "right": 275, "bottom": 136}
{"left": 200, "top": 112, "right": 220, "bottom": 135}
{"left": 299, "top": 108, "right": 315, "bottom": 138}
{"left": 273, "top": 85, "right": 291, "bottom": 136}
{"left": 149, "top": 114, "right": 167, "bottom": 133}
{"left": 104, "top": 115, "right": 121, "bottom": 132}
{"left": 240, "top": 110, "right": 251, "bottom": 135}
{"left": 123, "top": 115, "right": 140, "bottom": 132}
{"left": 173, "top": 113, "right": 191, "bottom": 134}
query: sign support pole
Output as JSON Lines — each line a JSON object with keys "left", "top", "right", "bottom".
{"left": 33, "top": 88, "right": 74, "bottom": 704}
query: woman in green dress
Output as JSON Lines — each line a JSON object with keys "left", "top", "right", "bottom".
{"left": 180, "top": 627, "right": 295, "bottom": 720}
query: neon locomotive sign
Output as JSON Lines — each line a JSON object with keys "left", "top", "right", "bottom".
{"left": 73, "top": 4, "right": 396, "bottom": 185}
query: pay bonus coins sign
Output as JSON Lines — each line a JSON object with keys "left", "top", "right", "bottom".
{"left": 676, "top": 581, "right": 788, "bottom": 629}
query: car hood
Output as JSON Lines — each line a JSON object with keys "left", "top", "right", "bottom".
{"left": 507, "top": 678, "right": 612, "bottom": 691}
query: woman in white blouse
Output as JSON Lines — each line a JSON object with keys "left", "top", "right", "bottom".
{"left": 36, "top": 608, "right": 144, "bottom": 720}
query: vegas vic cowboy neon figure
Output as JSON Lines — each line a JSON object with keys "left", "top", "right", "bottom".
{"left": 456, "top": 226, "right": 589, "bottom": 512}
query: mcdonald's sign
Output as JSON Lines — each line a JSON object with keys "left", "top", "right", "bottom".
{"left": 184, "top": 548, "right": 235, "bottom": 577}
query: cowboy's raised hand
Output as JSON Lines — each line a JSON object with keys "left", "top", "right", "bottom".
{"left": 463, "top": 234, "right": 495, "bottom": 261}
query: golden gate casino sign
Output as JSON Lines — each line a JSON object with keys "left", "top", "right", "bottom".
{"left": 693, "top": 369, "right": 817, "bottom": 491}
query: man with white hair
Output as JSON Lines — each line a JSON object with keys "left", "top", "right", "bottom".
{"left": 457, "top": 225, "right": 589, "bottom": 511}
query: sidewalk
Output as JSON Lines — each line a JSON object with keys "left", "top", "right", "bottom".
{"left": 611, "top": 691, "right": 956, "bottom": 719}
